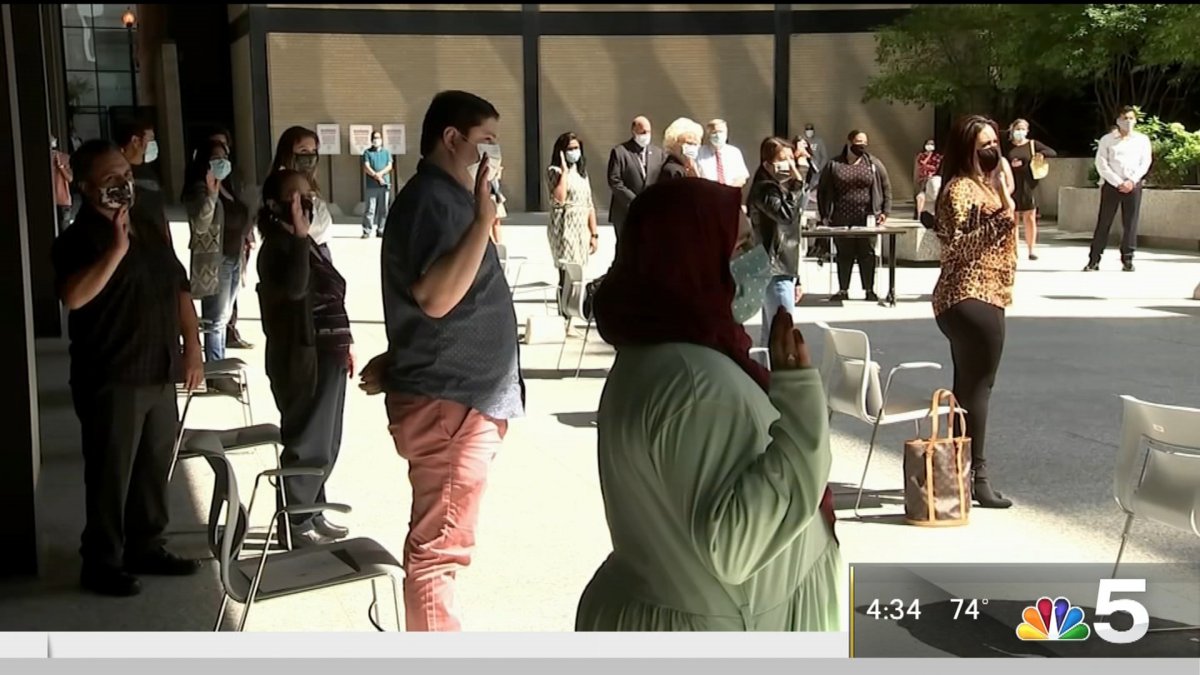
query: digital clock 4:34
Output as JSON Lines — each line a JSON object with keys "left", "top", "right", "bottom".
{"left": 867, "top": 599, "right": 922, "bottom": 621}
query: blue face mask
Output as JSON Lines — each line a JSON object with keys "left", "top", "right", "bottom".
{"left": 730, "top": 245, "right": 773, "bottom": 324}
{"left": 565, "top": 149, "right": 582, "bottom": 164}
{"left": 143, "top": 139, "right": 159, "bottom": 164}
{"left": 209, "top": 158, "right": 232, "bottom": 181}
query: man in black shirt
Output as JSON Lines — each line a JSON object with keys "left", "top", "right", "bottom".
{"left": 53, "top": 140, "right": 205, "bottom": 597}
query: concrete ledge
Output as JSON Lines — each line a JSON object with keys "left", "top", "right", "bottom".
{"left": 886, "top": 217, "right": 942, "bottom": 264}
{"left": 1058, "top": 186, "right": 1200, "bottom": 252}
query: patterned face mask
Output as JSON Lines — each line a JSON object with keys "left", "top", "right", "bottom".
{"left": 100, "top": 180, "right": 135, "bottom": 209}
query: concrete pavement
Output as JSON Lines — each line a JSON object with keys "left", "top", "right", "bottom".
{"left": 1, "top": 213, "right": 1196, "bottom": 632}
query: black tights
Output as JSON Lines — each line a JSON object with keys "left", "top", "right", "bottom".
{"left": 835, "top": 237, "right": 876, "bottom": 293}
{"left": 935, "top": 299, "right": 1006, "bottom": 480}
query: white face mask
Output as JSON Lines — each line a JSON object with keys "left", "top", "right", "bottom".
{"left": 565, "top": 148, "right": 582, "bottom": 164}
{"left": 710, "top": 131, "right": 727, "bottom": 148}
{"left": 143, "top": 139, "right": 159, "bottom": 164}
{"left": 924, "top": 143, "right": 935, "bottom": 153}
{"left": 1011, "top": 130, "right": 1027, "bottom": 143}
{"left": 805, "top": 129, "right": 815, "bottom": 139}
{"left": 633, "top": 133, "right": 651, "bottom": 149}
{"left": 1117, "top": 118, "right": 1135, "bottom": 134}
{"left": 773, "top": 161, "right": 793, "bottom": 175}
{"left": 681, "top": 143, "right": 700, "bottom": 160}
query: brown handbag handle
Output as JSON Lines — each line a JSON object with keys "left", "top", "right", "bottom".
{"left": 926, "top": 389, "right": 968, "bottom": 442}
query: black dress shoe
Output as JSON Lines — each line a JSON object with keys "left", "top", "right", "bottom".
{"left": 1123, "top": 261, "right": 1135, "bottom": 272}
{"left": 81, "top": 566, "right": 142, "bottom": 597}
{"left": 313, "top": 515, "right": 350, "bottom": 540}
{"left": 125, "top": 549, "right": 201, "bottom": 576}
{"left": 1028, "top": 253, "right": 1039, "bottom": 261}
{"left": 864, "top": 291, "right": 880, "bottom": 302}
{"left": 1083, "top": 263, "right": 1100, "bottom": 272}
{"left": 828, "top": 291, "right": 849, "bottom": 303}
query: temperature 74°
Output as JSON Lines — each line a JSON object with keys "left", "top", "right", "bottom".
{"left": 951, "top": 598, "right": 990, "bottom": 620}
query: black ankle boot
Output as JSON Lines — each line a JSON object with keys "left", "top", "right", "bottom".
{"left": 972, "top": 477, "right": 1013, "bottom": 509}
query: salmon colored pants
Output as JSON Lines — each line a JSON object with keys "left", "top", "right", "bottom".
{"left": 386, "top": 394, "right": 506, "bottom": 632}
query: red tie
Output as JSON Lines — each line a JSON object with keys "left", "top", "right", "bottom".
{"left": 715, "top": 150, "right": 726, "bottom": 184}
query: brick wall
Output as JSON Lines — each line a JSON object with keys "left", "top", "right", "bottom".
{"left": 266, "top": 33, "right": 525, "bottom": 213}
{"left": 790, "top": 32, "right": 930, "bottom": 201}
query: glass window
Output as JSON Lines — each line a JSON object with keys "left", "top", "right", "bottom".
{"left": 61, "top": 4, "right": 87, "bottom": 28}
{"left": 90, "top": 4, "right": 130, "bottom": 29}
{"left": 97, "top": 72, "right": 133, "bottom": 108}
{"left": 72, "top": 112, "right": 103, "bottom": 143}
{"left": 65, "top": 71, "right": 99, "bottom": 108}
{"left": 62, "top": 27, "right": 94, "bottom": 70}
{"left": 95, "top": 28, "right": 134, "bottom": 72}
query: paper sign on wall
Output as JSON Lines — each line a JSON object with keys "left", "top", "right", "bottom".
{"left": 349, "top": 124, "right": 374, "bottom": 155}
{"left": 316, "top": 124, "right": 341, "bottom": 155}
{"left": 382, "top": 124, "right": 406, "bottom": 156}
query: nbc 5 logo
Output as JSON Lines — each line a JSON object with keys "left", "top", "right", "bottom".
{"left": 1017, "top": 579, "right": 1151, "bottom": 644}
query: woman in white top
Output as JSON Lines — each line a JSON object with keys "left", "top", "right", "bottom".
{"left": 271, "top": 126, "right": 333, "bottom": 249}
{"left": 547, "top": 132, "right": 598, "bottom": 316}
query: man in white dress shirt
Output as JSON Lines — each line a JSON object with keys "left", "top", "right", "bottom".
{"left": 696, "top": 119, "right": 750, "bottom": 188}
{"left": 1087, "top": 106, "right": 1153, "bottom": 272}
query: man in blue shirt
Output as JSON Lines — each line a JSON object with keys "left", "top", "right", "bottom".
{"left": 361, "top": 130, "right": 393, "bottom": 238}
{"left": 359, "top": 91, "right": 523, "bottom": 631}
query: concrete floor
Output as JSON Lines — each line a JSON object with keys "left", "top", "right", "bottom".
{"left": 1, "top": 212, "right": 1197, "bottom": 632}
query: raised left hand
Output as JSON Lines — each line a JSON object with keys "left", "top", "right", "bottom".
{"left": 182, "top": 348, "right": 204, "bottom": 391}
{"left": 877, "top": 213, "right": 888, "bottom": 225}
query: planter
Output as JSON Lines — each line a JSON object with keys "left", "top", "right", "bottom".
{"left": 1057, "top": 187, "right": 1200, "bottom": 252}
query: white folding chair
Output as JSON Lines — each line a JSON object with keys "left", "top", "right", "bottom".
{"left": 190, "top": 436, "right": 404, "bottom": 632}
{"left": 816, "top": 321, "right": 953, "bottom": 517}
{"left": 498, "top": 243, "right": 555, "bottom": 314}
{"left": 1113, "top": 396, "right": 1200, "bottom": 576}
{"left": 556, "top": 261, "right": 594, "bottom": 378}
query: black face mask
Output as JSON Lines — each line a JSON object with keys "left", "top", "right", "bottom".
{"left": 977, "top": 146, "right": 1001, "bottom": 172}
{"left": 293, "top": 153, "right": 319, "bottom": 173}
{"left": 850, "top": 144, "right": 867, "bottom": 157}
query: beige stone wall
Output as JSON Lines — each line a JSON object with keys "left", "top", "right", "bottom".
{"left": 540, "top": 4, "right": 773, "bottom": 11}
{"left": 540, "top": 35, "right": 774, "bottom": 212}
{"left": 790, "top": 32, "right": 931, "bottom": 201}
{"left": 267, "top": 33, "right": 525, "bottom": 212}
{"left": 266, "top": 4, "right": 521, "bottom": 10}
{"left": 230, "top": 35, "right": 257, "bottom": 190}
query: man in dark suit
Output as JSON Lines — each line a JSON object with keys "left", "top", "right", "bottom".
{"left": 607, "top": 115, "right": 666, "bottom": 241}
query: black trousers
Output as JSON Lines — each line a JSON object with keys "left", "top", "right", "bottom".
{"left": 835, "top": 236, "right": 877, "bottom": 293}
{"left": 935, "top": 299, "right": 1006, "bottom": 480}
{"left": 277, "top": 351, "right": 348, "bottom": 527}
{"left": 1089, "top": 183, "right": 1142, "bottom": 264}
{"left": 71, "top": 382, "right": 178, "bottom": 569}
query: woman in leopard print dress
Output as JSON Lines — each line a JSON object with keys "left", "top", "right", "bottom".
{"left": 932, "top": 114, "right": 1017, "bottom": 509}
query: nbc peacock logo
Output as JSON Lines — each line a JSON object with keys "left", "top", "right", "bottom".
{"left": 1016, "top": 596, "right": 1092, "bottom": 641}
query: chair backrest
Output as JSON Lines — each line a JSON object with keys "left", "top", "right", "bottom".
{"left": 816, "top": 321, "right": 883, "bottom": 422}
{"left": 203, "top": 450, "right": 250, "bottom": 601}
{"left": 1115, "top": 395, "right": 1200, "bottom": 534}
{"left": 560, "top": 261, "right": 587, "bottom": 320}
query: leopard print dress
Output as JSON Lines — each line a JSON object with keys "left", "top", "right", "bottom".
{"left": 931, "top": 177, "right": 1017, "bottom": 316}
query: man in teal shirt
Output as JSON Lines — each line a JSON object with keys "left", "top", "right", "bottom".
{"left": 362, "top": 131, "right": 393, "bottom": 238}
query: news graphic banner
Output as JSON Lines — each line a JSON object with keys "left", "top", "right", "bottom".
{"left": 849, "top": 563, "right": 1200, "bottom": 658}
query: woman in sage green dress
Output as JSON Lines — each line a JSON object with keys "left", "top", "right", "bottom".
{"left": 578, "top": 178, "right": 842, "bottom": 631}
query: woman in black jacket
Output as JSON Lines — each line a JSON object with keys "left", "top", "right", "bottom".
{"left": 747, "top": 136, "right": 807, "bottom": 346}
{"left": 257, "top": 169, "right": 355, "bottom": 548}
{"left": 817, "top": 130, "right": 892, "bottom": 302}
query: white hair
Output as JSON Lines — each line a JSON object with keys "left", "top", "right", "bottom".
{"left": 663, "top": 117, "right": 704, "bottom": 154}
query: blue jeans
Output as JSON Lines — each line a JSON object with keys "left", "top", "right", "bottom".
{"left": 761, "top": 275, "right": 796, "bottom": 346}
{"left": 200, "top": 254, "right": 241, "bottom": 362}
{"left": 363, "top": 185, "right": 390, "bottom": 235}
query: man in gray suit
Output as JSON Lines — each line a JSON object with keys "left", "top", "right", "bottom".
{"left": 607, "top": 115, "right": 666, "bottom": 241}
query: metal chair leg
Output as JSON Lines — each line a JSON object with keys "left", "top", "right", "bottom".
{"left": 167, "top": 392, "right": 196, "bottom": 482}
{"left": 236, "top": 599, "right": 253, "bottom": 632}
{"left": 242, "top": 375, "right": 254, "bottom": 426}
{"left": 854, "top": 417, "right": 885, "bottom": 518}
{"left": 391, "top": 574, "right": 403, "bottom": 631}
{"left": 1112, "top": 513, "right": 1135, "bottom": 577}
{"left": 213, "top": 594, "right": 230, "bottom": 631}
{"left": 556, "top": 317, "right": 572, "bottom": 370}
{"left": 575, "top": 321, "right": 592, "bottom": 378}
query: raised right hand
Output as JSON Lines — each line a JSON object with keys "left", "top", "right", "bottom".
{"left": 289, "top": 192, "right": 312, "bottom": 239}
{"left": 769, "top": 307, "right": 811, "bottom": 371}
{"left": 205, "top": 170, "right": 220, "bottom": 195}
{"left": 111, "top": 207, "right": 130, "bottom": 256}
{"left": 474, "top": 155, "right": 497, "bottom": 226}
